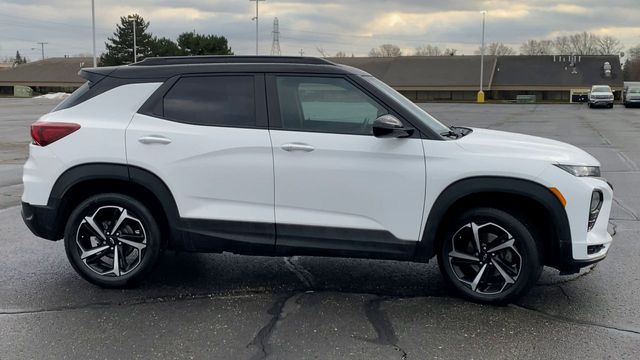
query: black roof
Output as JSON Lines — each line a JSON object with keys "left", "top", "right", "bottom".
{"left": 331, "top": 55, "right": 623, "bottom": 89}
{"left": 81, "top": 56, "right": 365, "bottom": 81}
{"left": 133, "top": 55, "right": 335, "bottom": 66}
{"left": 492, "top": 55, "right": 622, "bottom": 88}
{"left": 330, "top": 56, "right": 496, "bottom": 88}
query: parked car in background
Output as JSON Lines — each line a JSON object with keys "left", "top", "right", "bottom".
{"left": 624, "top": 86, "right": 640, "bottom": 108}
{"left": 588, "top": 85, "right": 614, "bottom": 108}
{"left": 21, "top": 56, "right": 613, "bottom": 304}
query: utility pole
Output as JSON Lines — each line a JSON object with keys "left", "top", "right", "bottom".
{"left": 477, "top": 11, "right": 486, "bottom": 103}
{"left": 127, "top": 16, "right": 137, "bottom": 63}
{"left": 36, "top": 42, "right": 48, "bottom": 61}
{"left": 299, "top": 49, "right": 304, "bottom": 56}
{"left": 250, "top": 0, "right": 265, "bottom": 55}
{"left": 271, "top": 17, "right": 281, "bottom": 56}
{"left": 91, "top": 0, "right": 97, "bottom": 67}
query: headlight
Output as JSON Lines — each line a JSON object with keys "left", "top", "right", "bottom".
{"left": 554, "top": 164, "right": 601, "bottom": 177}
{"left": 588, "top": 190, "right": 603, "bottom": 231}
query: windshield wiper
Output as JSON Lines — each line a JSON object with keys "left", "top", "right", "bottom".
{"left": 440, "top": 130, "right": 460, "bottom": 139}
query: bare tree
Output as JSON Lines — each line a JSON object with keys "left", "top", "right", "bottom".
{"left": 414, "top": 45, "right": 458, "bottom": 56}
{"left": 520, "top": 40, "right": 553, "bottom": 55}
{"left": 443, "top": 48, "right": 458, "bottom": 56}
{"left": 334, "top": 51, "right": 349, "bottom": 58}
{"left": 553, "top": 36, "right": 572, "bottom": 54}
{"left": 369, "top": 44, "right": 402, "bottom": 57}
{"left": 596, "top": 35, "right": 623, "bottom": 55}
{"left": 316, "top": 47, "right": 328, "bottom": 57}
{"left": 568, "top": 31, "right": 599, "bottom": 55}
{"left": 415, "top": 45, "right": 442, "bottom": 56}
{"left": 475, "top": 42, "right": 515, "bottom": 56}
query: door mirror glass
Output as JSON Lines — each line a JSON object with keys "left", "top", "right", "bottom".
{"left": 372, "top": 115, "right": 414, "bottom": 138}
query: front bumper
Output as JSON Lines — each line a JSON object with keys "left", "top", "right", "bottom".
{"left": 589, "top": 99, "right": 614, "bottom": 107}
{"left": 22, "top": 202, "right": 63, "bottom": 241}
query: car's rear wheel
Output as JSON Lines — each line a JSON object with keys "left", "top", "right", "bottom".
{"left": 438, "top": 207, "right": 542, "bottom": 304}
{"left": 64, "top": 193, "right": 162, "bottom": 287}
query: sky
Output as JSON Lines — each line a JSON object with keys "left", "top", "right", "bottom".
{"left": 0, "top": 0, "right": 639, "bottom": 61}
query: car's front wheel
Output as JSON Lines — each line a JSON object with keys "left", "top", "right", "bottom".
{"left": 64, "top": 193, "right": 162, "bottom": 287}
{"left": 438, "top": 207, "right": 542, "bottom": 304}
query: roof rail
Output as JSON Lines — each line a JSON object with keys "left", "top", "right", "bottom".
{"left": 132, "top": 55, "right": 336, "bottom": 66}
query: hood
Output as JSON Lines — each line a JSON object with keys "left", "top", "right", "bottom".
{"left": 591, "top": 91, "right": 613, "bottom": 96}
{"left": 457, "top": 128, "right": 599, "bottom": 166}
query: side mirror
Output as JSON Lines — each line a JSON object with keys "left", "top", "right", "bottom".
{"left": 372, "top": 115, "right": 414, "bottom": 138}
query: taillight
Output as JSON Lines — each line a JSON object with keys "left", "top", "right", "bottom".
{"left": 30, "top": 121, "right": 81, "bottom": 146}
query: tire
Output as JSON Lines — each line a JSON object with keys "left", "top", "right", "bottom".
{"left": 437, "top": 207, "right": 542, "bottom": 304}
{"left": 587, "top": 103, "right": 592, "bottom": 108}
{"left": 64, "top": 193, "right": 162, "bottom": 288}
{"left": 608, "top": 103, "right": 613, "bottom": 109}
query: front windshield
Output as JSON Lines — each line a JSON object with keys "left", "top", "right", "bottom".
{"left": 592, "top": 86, "right": 611, "bottom": 93}
{"left": 362, "top": 75, "right": 450, "bottom": 135}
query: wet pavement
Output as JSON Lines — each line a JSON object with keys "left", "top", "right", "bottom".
{"left": 0, "top": 99, "right": 639, "bottom": 359}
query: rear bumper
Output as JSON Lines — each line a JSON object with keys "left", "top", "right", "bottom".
{"left": 21, "top": 202, "right": 62, "bottom": 241}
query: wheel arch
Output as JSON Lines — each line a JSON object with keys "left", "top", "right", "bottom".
{"left": 46, "top": 163, "right": 181, "bottom": 245}
{"left": 415, "top": 176, "right": 572, "bottom": 268}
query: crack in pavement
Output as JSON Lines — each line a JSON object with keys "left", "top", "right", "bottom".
{"left": 361, "top": 296, "right": 408, "bottom": 360}
{"left": 612, "top": 198, "right": 640, "bottom": 221}
{"left": 557, "top": 284, "right": 572, "bottom": 303}
{"left": 247, "top": 293, "right": 304, "bottom": 360}
{"left": 283, "top": 256, "right": 315, "bottom": 289}
{"left": 510, "top": 303, "right": 640, "bottom": 337}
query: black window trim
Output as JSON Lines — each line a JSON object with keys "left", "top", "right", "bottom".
{"left": 265, "top": 73, "right": 421, "bottom": 138}
{"left": 137, "top": 72, "right": 268, "bottom": 130}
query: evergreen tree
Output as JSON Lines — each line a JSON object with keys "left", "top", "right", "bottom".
{"left": 100, "top": 14, "right": 154, "bottom": 66}
{"left": 14, "top": 51, "right": 27, "bottom": 64}
{"left": 177, "top": 32, "right": 233, "bottom": 56}
{"left": 150, "top": 37, "right": 182, "bottom": 57}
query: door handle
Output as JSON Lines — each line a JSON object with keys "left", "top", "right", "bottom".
{"left": 281, "top": 143, "right": 315, "bottom": 152}
{"left": 138, "top": 135, "right": 172, "bottom": 145}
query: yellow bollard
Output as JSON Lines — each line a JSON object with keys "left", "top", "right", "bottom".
{"left": 477, "top": 90, "right": 485, "bottom": 103}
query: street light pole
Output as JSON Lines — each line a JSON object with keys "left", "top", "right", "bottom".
{"left": 250, "top": 0, "right": 265, "bottom": 55}
{"left": 91, "top": 0, "right": 97, "bottom": 67}
{"left": 478, "top": 10, "right": 486, "bottom": 103}
{"left": 127, "top": 16, "right": 137, "bottom": 63}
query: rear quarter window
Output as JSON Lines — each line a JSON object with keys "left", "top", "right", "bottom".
{"left": 51, "top": 82, "right": 91, "bottom": 112}
{"left": 162, "top": 75, "right": 256, "bottom": 128}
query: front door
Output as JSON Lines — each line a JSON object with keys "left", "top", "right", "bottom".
{"left": 268, "top": 75, "right": 426, "bottom": 258}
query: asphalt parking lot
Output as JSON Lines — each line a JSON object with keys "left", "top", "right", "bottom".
{"left": 1, "top": 98, "right": 639, "bottom": 359}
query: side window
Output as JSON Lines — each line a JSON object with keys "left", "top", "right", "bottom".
{"left": 163, "top": 75, "right": 256, "bottom": 127}
{"left": 276, "top": 76, "right": 388, "bottom": 135}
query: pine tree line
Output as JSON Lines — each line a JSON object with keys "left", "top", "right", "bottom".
{"left": 100, "top": 14, "right": 233, "bottom": 66}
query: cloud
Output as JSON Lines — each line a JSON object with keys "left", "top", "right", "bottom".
{"left": 0, "top": 0, "right": 639, "bottom": 60}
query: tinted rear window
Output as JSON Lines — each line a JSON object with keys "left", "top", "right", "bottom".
{"left": 163, "top": 75, "right": 256, "bottom": 127}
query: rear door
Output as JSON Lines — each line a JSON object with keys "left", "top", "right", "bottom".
{"left": 126, "top": 73, "right": 275, "bottom": 250}
{"left": 267, "top": 74, "right": 426, "bottom": 258}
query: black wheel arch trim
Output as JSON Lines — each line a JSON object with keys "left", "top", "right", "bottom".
{"left": 43, "top": 163, "right": 182, "bottom": 243}
{"left": 415, "top": 176, "right": 573, "bottom": 269}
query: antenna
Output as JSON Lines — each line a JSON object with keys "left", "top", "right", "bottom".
{"left": 271, "top": 17, "right": 281, "bottom": 56}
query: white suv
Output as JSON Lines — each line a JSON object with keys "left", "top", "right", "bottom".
{"left": 588, "top": 85, "right": 615, "bottom": 108}
{"left": 22, "top": 56, "right": 613, "bottom": 303}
